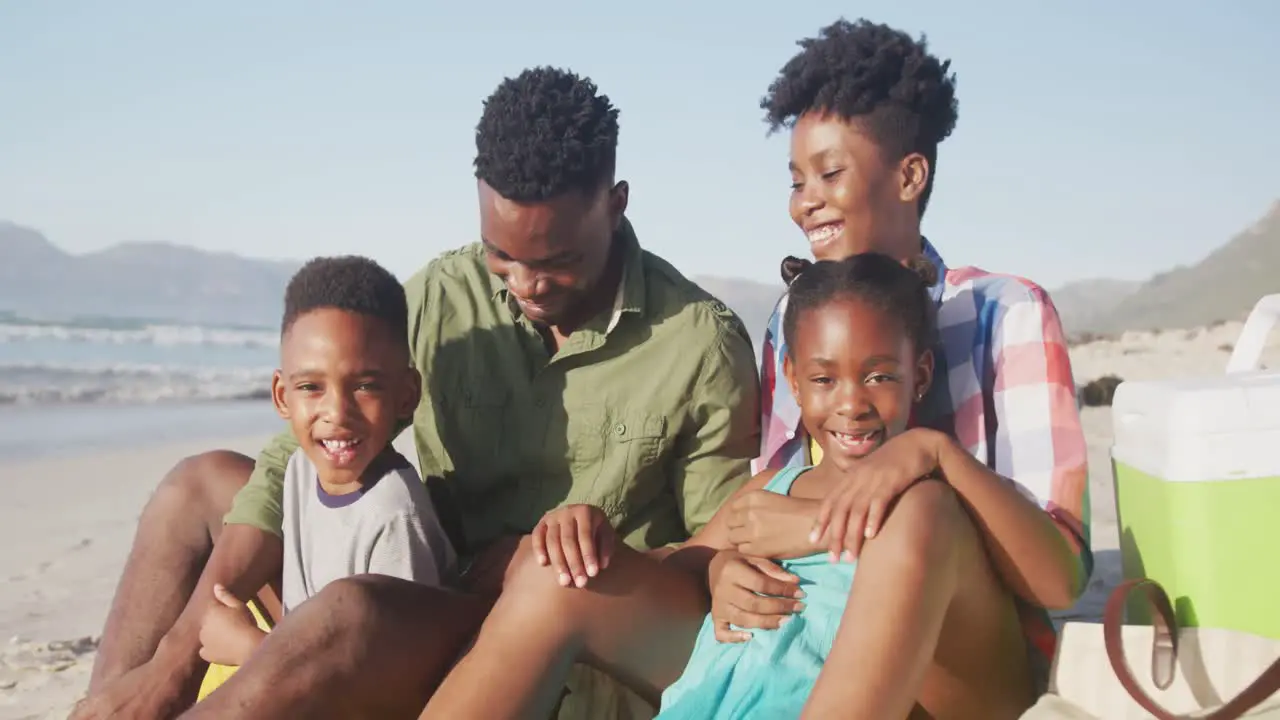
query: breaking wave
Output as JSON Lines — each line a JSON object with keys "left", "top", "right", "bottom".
{"left": 0, "top": 362, "right": 273, "bottom": 405}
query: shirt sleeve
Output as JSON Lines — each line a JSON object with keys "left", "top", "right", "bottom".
{"left": 751, "top": 294, "right": 787, "bottom": 475}
{"left": 223, "top": 428, "right": 299, "bottom": 537}
{"left": 989, "top": 285, "right": 1092, "bottom": 575}
{"left": 671, "top": 307, "right": 762, "bottom": 535}
{"left": 366, "top": 510, "right": 447, "bottom": 586}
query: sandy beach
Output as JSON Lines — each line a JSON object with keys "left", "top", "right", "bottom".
{"left": 3, "top": 320, "right": 1273, "bottom": 719}
{"left": 0, "top": 435, "right": 270, "bottom": 720}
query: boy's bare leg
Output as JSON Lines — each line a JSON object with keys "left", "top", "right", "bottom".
{"left": 420, "top": 540, "right": 712, "bottom": 720}
{"left": 90, "top": 450, "right": 254, "bottom": 688}
{"left": 181, "top": 574, "right": 494, "bottom": 720}
{"left": 802, "top": 480, "right": 1034, "bottom": 720}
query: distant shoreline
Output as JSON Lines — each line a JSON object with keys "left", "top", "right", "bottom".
{"left": 0, "top": 309, "right": 275, "bottom": 333}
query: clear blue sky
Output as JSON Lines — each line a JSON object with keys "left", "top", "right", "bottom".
{"left": 2, "top": 1, "right": 1277, "bottom": 289}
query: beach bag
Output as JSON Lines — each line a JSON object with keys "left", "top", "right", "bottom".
{"left": 1021, "top": 579, "right": 1280, "bottom": 719}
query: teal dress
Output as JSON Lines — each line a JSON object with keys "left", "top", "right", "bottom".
{"left": 656, "top": 465, "right": 856, "bottom": 719}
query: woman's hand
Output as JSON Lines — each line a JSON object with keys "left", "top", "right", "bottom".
{"left": 531, "top": 504, "right": 617, "bottom": 588}
{"left": 725, "top": 490, "right": 822, "bottom": 558}
{"left": 811, "top": 428, "right": 943, "bottom": 561}
{"left": 708, "top": 550, "right": 806, "bottom": 643}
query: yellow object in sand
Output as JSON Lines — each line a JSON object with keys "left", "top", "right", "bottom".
{"left": 195, "top": 600, "right": 273, "bottom": 701}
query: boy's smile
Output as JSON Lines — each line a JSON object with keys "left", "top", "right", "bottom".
{"left": 315, "top": 436, "right": 365, "bottom": 468}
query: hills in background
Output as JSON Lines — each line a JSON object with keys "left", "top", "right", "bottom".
{"left": 1044, "top": 279, "right": 1142, "bottom": 337}
{"left": 0, "top": 221, "right": 298, "bottom": 328}
{"left": 2, "top": 200, "right": 1277, "bottom": 337}
{"left": 1050, "top": 200, "right": 1280, "bottom": 336}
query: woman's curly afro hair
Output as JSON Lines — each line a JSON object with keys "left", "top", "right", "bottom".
{"left": 761, "top": 18, "right": 959, "bottom": 217}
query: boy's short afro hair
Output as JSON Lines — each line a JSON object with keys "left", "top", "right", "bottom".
{"left": 473, "top": 66, "right": 620, "bottom": 203}
{"left": 280, "top": 255, "right": 408, "bottom": 344}
{"left": 761, "top": 18, "right": 959, "bottom": 216}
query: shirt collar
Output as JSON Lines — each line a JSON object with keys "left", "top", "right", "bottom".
{"left": 920, "top": 236, "right": 948, "bottom": 305}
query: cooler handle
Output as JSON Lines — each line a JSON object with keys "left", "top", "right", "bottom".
{"left": 1226, "top": 294, "right": 1280, "bottom": 374}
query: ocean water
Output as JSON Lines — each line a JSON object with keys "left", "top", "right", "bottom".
{"left": 0, "top": 317, "right": 284, "bottom": 461}
{"left": 0, "top": 318, "right": 278, "bottom": 404}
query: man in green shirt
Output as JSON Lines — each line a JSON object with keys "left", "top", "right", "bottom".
{"left": 73, "top": 66, "right": 759, "bottom": 720}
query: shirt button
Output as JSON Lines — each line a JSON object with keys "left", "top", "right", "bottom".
{"left": 785, "top": 430, "right": 795, "bottom": 439}
{"left": 614, "top": 423, "right": 627, "bottom": 436}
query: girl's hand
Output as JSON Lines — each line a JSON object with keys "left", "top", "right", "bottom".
{"left": 811, "top": 428, "right": 944, "bottom": 561}
{"left": 708, "top": 550, "right": 806, "bottom": 643}
{"left": 531, "top": 504, "right": 617, "bottom": 588}
{"left": 725, "top": 490, "right": 822, "bottom": 558}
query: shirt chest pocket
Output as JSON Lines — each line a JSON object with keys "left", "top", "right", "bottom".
{"left": 450, "top": 384, "right": 512, "bottom": 486}
{"left": 568, "top": 408, "right": 670, "bottom": 516}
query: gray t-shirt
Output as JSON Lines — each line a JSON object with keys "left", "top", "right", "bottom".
{"left": 280, "top": 449, "right": 456, "bottom": 613}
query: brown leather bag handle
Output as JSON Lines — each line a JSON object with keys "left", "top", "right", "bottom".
{"left": 1103, "top": 578, "right": 1280, "bottom": 719}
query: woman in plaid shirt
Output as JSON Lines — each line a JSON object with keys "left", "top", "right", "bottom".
{"left": 424, "top": 17, "right": 1090, "bottom": 720}
{"left": 716, "top": 17, "right": 1092, "bottom": 716}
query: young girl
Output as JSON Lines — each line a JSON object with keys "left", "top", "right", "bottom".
{"left": 656, "top": 252, "right": 943, "bottom": 718}
{"left": 640, "top": 252, "right": 1024, "bottom": 718}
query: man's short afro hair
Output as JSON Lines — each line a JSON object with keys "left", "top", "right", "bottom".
{"left": 280, "top": 255, "right": 409, "bottom": 345}
{"left": 761, "top": 18, "right": 959, "bottom": 217}
{"left": 473, "top": 66, "right": 620, "bottom": 203}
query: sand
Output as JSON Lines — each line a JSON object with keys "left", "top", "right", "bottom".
{"left": 1069, "top": 319, "right": 1280, "bottom": 384}
{"left": 0, "top": 436, "right": 270, "bottom": 720}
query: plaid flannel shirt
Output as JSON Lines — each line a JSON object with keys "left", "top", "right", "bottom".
{"left": 753, "top": 239, "right": 1092, "bottom": 668}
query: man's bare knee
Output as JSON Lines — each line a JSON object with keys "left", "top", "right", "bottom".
{"left": 307, "top": 574, "right": 462, "bottom": 644}
{"left": 152, "top": 450, "right": 254, "bottom": 539}
{"left": 493, "top": 536, "right": 648, "bottom": 642}
{"left": 310, "top": 575, "right": 384, "bottom": 627}
{"left": 501, "top": 537, "right": 582, "bottom": 614}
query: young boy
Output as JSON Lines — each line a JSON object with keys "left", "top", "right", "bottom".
{"left": 197, "top": 255, "right": 456, "bottom": 675}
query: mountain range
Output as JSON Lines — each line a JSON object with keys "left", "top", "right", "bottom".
{"left": 1049, "top": 200, "right": 1280, "bottom": 336}
{"left": 0, "top": 222, "right": 298, "bottom": 328}
{"left": 2, "top": 201, "right": 1277, "bottom": 337}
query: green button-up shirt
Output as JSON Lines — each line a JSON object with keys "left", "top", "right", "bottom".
{"left": 225, "top": 218, "right": 760, "bottom": 560}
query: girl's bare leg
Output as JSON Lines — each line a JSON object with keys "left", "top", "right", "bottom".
{"left": 802, "top": 480, "right": 1033, "bottom": 720}
{"left": 420, "top": 540, "right": 712, "bottom": 719}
